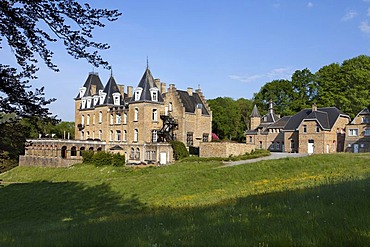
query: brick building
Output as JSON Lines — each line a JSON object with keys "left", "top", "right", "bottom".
{"left": 246, "top": 103, "right": 350, "bottom": 154}
{"left": 344, "top": 108, "right": 370, "bottom": 153}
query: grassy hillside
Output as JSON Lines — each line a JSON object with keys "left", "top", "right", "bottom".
{"left": 0, "top": 153, "right": 369, "bottom": 246}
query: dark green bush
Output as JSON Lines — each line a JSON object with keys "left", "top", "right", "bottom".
{"left": 112, "top": 153, "right": 125, "bottom": 167}
{"left": 82, "top": 151, "right": 125, "bottom": 166}
{"left": 81, "top": 150, "right": 94, "bottom": 163}
{"left": 170, "top": 141, "right": 189, "bottom": 160}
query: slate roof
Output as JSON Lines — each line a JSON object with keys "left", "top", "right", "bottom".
{"left": 76, "top": 72, "right": 104, "bottom": 99}
{"left": 284, "top": 107, "right": 348, "bottom": 131}
{"left": 250, "top": 105, "right": 261, "bottom": 117}
{"left": 177, "top": 90, "right": 210, "bottom": 115}
{"left": 102, "top": 75, "right": 125, "bottom": 105}
{"left": 267, "top": 116, "right": 291, "bottom": 129}
{"left": 130, "top": 67, "right": 164, "bottom": 103}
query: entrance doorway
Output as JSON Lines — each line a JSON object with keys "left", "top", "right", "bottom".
{"left": 308, "top": 140, "right": 314, "bottom": 154}
{"left": 353, "top": 144, "right": 359, "bottom": 153}
{"left": 159, "top": 152, "right": 167, "bottom": 165}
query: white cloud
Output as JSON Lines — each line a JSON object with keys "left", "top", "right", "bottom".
{"left": 359, "top": 21, "right": 370, "bottom": 36}
{"left": 307, "top": 2, "right": 313, "bottom": 8}
{"left": 229, "top": 67, "right": 293, "bottom": 84}
{"left": 341, "top": 10, "right": 358, "bottom": 21}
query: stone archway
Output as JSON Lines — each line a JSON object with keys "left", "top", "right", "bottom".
{"left": 61, "top": 146, "right": 67, "bottom": 159}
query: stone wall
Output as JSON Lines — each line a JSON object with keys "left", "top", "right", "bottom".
{"left": 19, "top": 156, "right": 80, "bottom": 167}
{"left": 199, "top": 142, "right": 256, "bottom": 158}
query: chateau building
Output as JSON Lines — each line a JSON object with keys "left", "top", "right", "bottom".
{"left": 75, "top": 66, "right": 212, "bottom": 164}
{"left": 246, "top": 102, "right": 350, "bottom": 154}
{"left": 20, "top": 66, "right": 212, "bottom": 167}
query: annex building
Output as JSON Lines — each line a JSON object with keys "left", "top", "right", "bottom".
{"left": 246, "top": 101, "right": 370, "bottom": 154}
{"left": 20, "top": 66, "right": 212, "bottom": 167}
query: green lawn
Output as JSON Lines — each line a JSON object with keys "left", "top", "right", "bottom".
{"left": 0, "top": 153, "right": 369, "bottom": 246}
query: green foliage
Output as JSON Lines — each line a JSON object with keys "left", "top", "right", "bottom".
{"left": 0, "top": 153, "right": 369, "bottom": 246}
{"left": 170, "top": 141, "right": 189, "bottom": 160}
{"left": 82, "top": 151, "right": 125, "bottom": 167}
{"left": 208, "top": 97, "right": 252, "bottom": 141}
{"left": 81, "top": 150, "right": 94, "bottom": 163}
{"left": 180, "top": 149, "right": 270, "bottom": 162}
{"left": 112, "top": 153, "right": 125, "bottom": 167}
{"left": 253, "top": 55, "right": 370, "bottom": 118}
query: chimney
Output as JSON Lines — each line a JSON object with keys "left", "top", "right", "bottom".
{"left": 160, "top": 82, "right": 166, "bottom": 94}
{"left": 127, "top": 86, "right": 133, "bottom": 98}
{"left": 118, "top": 84, "right": 125, "bottom": 96}
{"left": 169, "top": 84, "right": 175, "bottom": 91}
{"left": 268, "top": 100, "right": 274, "bottom": 114}
{"left": 312, "top": 103, "right": 317, "bottom": 112}
{"left": 187, "top": 87, "right": 193, "bottom": 96}
{"left": 154, "top": 78, "right": 160, "bottom": 88}
{"left": 90, "top": 84, "right": 97, "bottom": 95}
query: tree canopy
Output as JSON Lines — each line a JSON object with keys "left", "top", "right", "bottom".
{"left": 253, "top": 55, "right": 370, "bottom": 119}
{"left": 0, "top": 0, "right": 121, "bottom": 118}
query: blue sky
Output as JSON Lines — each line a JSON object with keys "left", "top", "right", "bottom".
{"left": 4, "top": 0, "right": 370, "bottom": 121}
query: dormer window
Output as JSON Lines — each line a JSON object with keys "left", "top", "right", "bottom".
{"left": 93, "top": 95, "right": 99, "bottom": 106}
{"left": 86, "top": 96, "right": 92, "bottom": 108}
{"left": 81, "top": 99, "right": 86, "bottom": 109}
{"left": 113, "top": 92, "right": 120, "bottom": 105}
{"left": 150, "top": 88, "right": 159, "bottom": 102}
{"left": 79, "top": 87, "right": 86, "bottom": 98}
{"left": 134, "top": 87, "right": 143, "bottom": 101}
{"left": 99, "top": 92, "right": 107, "bottom": 105}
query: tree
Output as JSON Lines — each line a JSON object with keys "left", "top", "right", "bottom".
{"left": 291, "top": 68, "right": 317, "bottom": 112}
{"left": 0, "top": 0, "right": 121, "bottom": 118}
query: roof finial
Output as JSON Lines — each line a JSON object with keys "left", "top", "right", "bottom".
{"left": 110, "top": 66, "right": 113, "bottom": 77}
{"left": 146, "top": 56, "right": 149, "bottom": 69}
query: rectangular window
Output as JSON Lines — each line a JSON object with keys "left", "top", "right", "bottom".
{"left": 116, "top": 114, "right": 121, "bottom": 124}
{"left": 365, "top": 128, "right": 370, "bottom": 136}
{"left": 259, "top": 141, "right": 262, "bottom": 148}
{"left": 316, "top": 124, "right": 320, "bottom": 133}
{"left": 152, "top": 109, "right": 158, "bottom": 121}
{"left": 303, "top": 125, "right": 307, "bottom": 133}
{"left": 152, "top": 130, "right": 158, "bottom": 143}
{"left": 186, "top": 132, "right": 193, "bottom": 146}
{"left": 116, "top": 130, "right": 121, "bottom": 141}
{"left": 202, "top": 133, "right": 209, "bottom": 142}
{"left": 276, "top": 142, "right": 280, "bottom": 150}
{"left": 110, "top": 114, "right": 114, "bottom": 125}
{"left": 270, "top": 142, "right": 275, "bottom": 150}
{"left": 249, "top": 136, "right": 253, "bottom": 143}
{"left": 123, "top": 113, "right": 127, "bottom": 124}
{"left": 349, "top": 129, "right": 359, "bottom": 136}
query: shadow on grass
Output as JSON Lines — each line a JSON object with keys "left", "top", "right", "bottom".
{"left": 1, "top": 178, "right": 369, "bottom": 246}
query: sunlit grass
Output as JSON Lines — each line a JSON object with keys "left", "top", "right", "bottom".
{"left": 0, "top": 153, "right": 369, "bottom": 246}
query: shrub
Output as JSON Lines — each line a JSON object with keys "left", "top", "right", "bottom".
{"left": 170, "top": 141, "right": 189, "bottom": 160}
{"left": 81, "top": 150, "right": 94, "bottom": 163}
{"left": 92, "top": 151, "right": 114, "bottom": 167}
{"left": 112, "top": 153, "right": 125, "bottom": 167}
{"left": 82, "top": 151, "right": 125, "bottom": 166}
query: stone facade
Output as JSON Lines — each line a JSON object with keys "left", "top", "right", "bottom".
{"left": 344, "top": 108, "right": 370, "bottom": 153}
{"left": 246, "top": 103, "right": 350, "bottom": 154}
{"left": 199, "top": 142, "right": 256, "bottom": 158}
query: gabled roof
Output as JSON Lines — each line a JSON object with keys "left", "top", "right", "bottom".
{"left": 130, "top": 67, "right": 164, "bottom": 103}
{"left": 76, "top": 72, "right": 104, "bottom": 99}
{"left": 102, "top": 75, "right": 124, "bottom": 105}
{"left": 284, "top": 107, "right": 349, "bottom": 131}
{"left": 250, "top": 105, "right": 261, "bottom": 117}
{"left": 177, "top": 90, "right": 210, "bottom": 115}
{"left": 350, "top": 107, "right": 370, "bottom": 124}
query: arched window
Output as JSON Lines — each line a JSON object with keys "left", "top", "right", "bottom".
{"left": 110, "top": 130, "right": 113, "bottom": 141}
{"left": 134, "top": 108, "right": 139, "bottom": 121}
{"left": 81, "top": 115, "right": 85, "bottom": 125}
{"left": 98, "top": 130, "right": 102, "bottom": 140}
{"left": 89, "top": 147, "right": 94, "bottom": 151}
{"left": 130, "top": 148, "right": 135, "bottom": 159}
{"left": 80, "top": 146, "right": 85, "bottom": 156}
{"left": 134, "top": 129, "right": 138, "bottom": 142}
{"left": 61, "top": 146, "right": 67, "bottom": 159}
{"left": 152, "top": 130, "right": 158, "bottom": 143}
{"left": 123, "top": 112, "right": 127, "bottom": 124}
{"left": 71, "top": 146, "right": 77, "bottom": 156}
{"left": 152, "top": 109, "right": 157, "bottom": 121}
{"left": 116, "top": 130, "right": 121, "bottom": 141}
{"left": 116, "top": 113, "right": 121, "bottom": 124}
{"left": 123, "top": 130, "right": 127, "bottom": 141}
{"left": 86, "top": 131, "right": 90, "bottom": 139}
{"left": 110, "top": 114, "right": 114, "bottom": 124}
{"left": 99, "top": 111, "right": 103, "bottom": 123}
{"left": 136, "top": 148, "right": 140, "bottom": 160}
{"left": 97, "top": 147, "right": 102, "bottom": 152}
{"left": 87, "top": 114, "right": 90, "bottom": 125}
{"left": 169, "top": 102, "right": 173, "bottom": 112}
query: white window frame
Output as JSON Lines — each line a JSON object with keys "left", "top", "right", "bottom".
{"left": 152, "top": 109, "right": 158, "bottom": 121}
{"left": 86, "top": 114, "right": 90, "bottom": 125}
{"left": 348, "top": 128, "right": 359, "bottom": 136}
{"left": 116, "top": 130, "right": 121, "bottom": 141}
{"left": 123, "top": 112, "right": 127, "bottom": 124}
{"left": 134, "top": 108, "right": 139, "bottom": 122}
{"left": 134, "top": 129, "right": 138, "bottom": 142}
{"left": 99, "top": 111, "right": 103, "bottom": 123}
{"left": 116, "top": 113, "right": 121, "bottom": 124}
{"left": 110, "top": 114, "right": 114, "bottom": 125}
{"left": 152, "top": 130, "right": 158, "bottom": 143}
{"left": 123, "top": 130, "right": 127, "bottom": 142}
